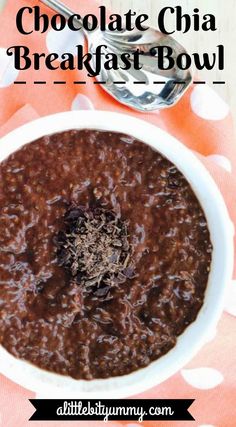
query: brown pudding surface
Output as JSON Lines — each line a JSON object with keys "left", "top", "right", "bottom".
{"left": 0, "top": 130, "right": 212, "bottom": 379}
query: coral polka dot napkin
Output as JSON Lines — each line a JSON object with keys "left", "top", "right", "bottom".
{"left": 0, "top": 1, "right": 236, "bottom": 426}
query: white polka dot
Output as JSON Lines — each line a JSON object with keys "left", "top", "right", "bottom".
{"left": 181, "top": 368, "right": 223, "bottom": 389}
{"left": 225, "top": 280, "right": 236, "bottom": 316}
{"left": 71, "top": 94, "right": 94, "bottom": 111}
{"left": 190, "top": 85, "right": 229, "bottom": 120}
{"left": 46, "top": 27, "right": 84, "bottom": 58}
{"left": 207, "top": 154, "right": 232, "bottom": 172}
{"left": 0, "top": 47, "right": 19, "bottom": 87}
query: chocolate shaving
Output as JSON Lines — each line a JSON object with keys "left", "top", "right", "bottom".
{"left": 55, "top": 205, "right": 135, "bottom": 294}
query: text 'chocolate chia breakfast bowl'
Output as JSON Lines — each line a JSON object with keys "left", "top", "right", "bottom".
{"left": 0, "top": 111, "right": 233, "bottom": 398}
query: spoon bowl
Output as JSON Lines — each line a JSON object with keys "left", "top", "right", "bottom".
{"left": 41, "top": 0, "right": 193, "bottom": 111}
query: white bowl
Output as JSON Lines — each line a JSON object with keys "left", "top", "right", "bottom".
{"left": 0, "top": 111, "right": 234, "bottom": 398}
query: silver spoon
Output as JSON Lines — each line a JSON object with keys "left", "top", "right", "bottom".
{"left": 40, "top": 0, "right": 192, "bottom": 111}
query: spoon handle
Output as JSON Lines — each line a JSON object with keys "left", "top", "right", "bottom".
{"left": 39, "top": 0, "right": 83, "bottom": 26}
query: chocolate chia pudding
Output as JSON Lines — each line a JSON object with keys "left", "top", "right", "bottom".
{"left": 0, "top": 130, "right": 212, "bottom": 379}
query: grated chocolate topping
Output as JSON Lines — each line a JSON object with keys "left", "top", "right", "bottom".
{"left": 55, "top": 205, "right": 135, "bottom": 296}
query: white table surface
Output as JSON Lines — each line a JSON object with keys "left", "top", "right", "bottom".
{"left": 0, "top": 0, "right": 235, "bottom": 127}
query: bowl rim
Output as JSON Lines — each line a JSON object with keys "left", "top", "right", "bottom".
{"left": 0, "top": 110, "right": 234, "bottom": 398}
